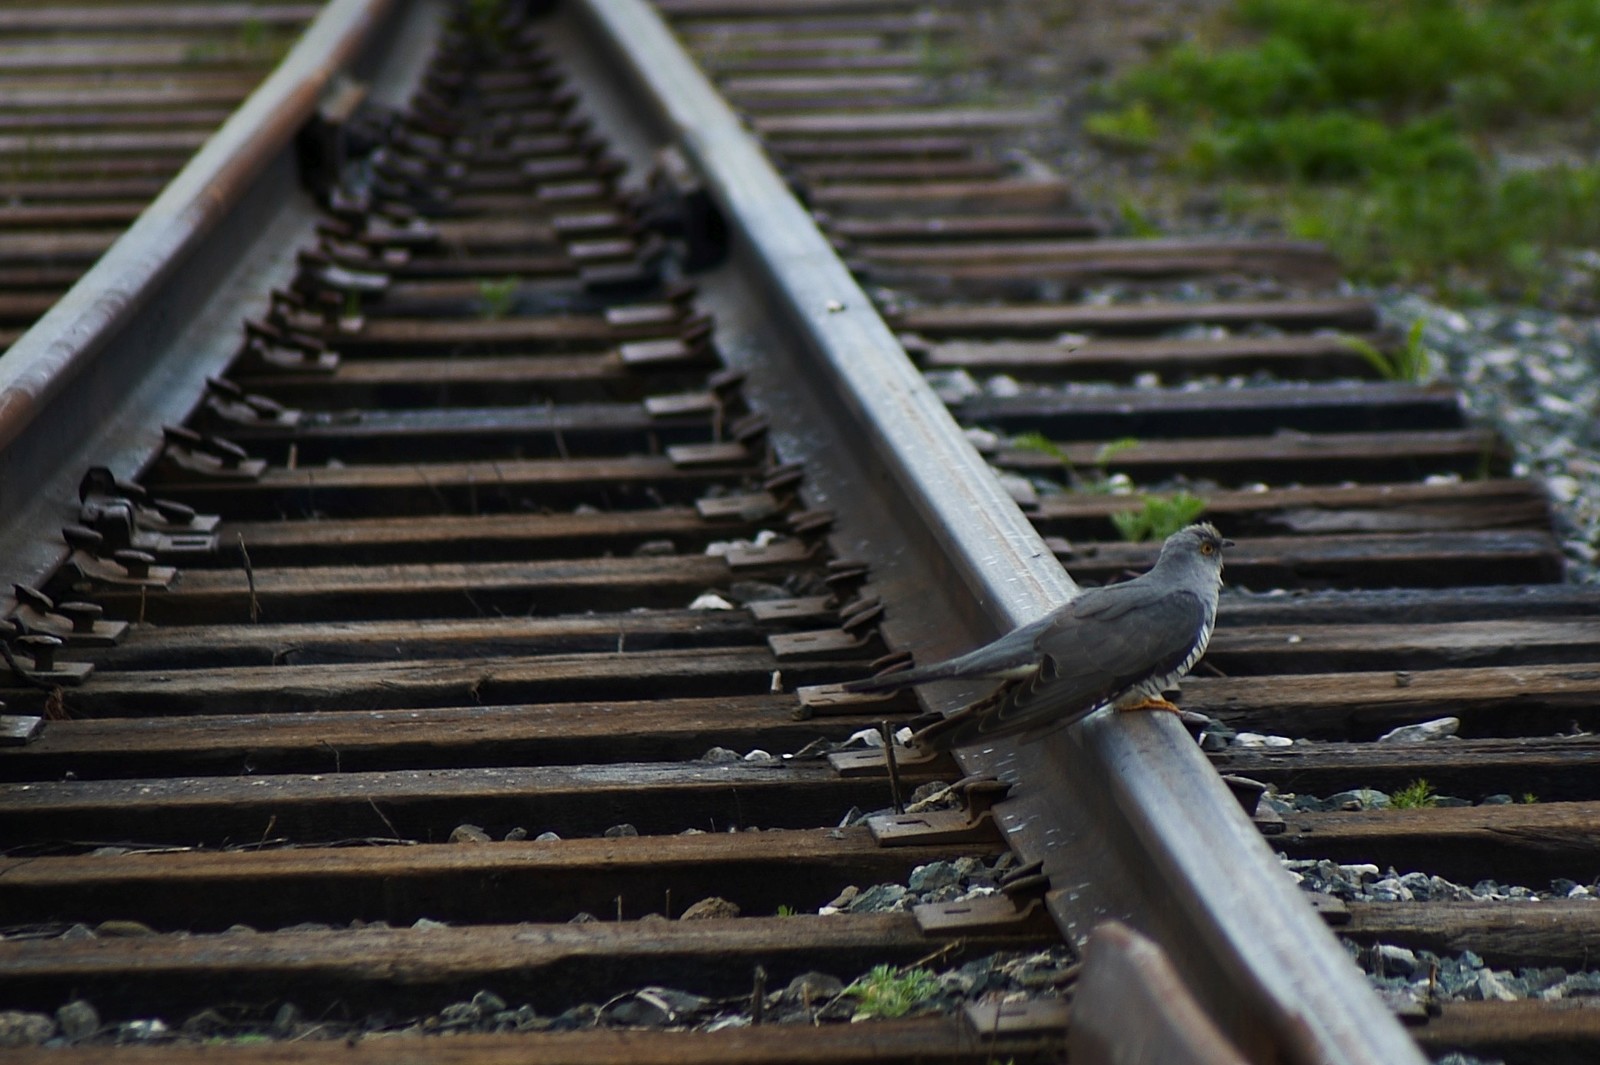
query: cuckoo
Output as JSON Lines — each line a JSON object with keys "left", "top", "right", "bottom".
{"left": 845, "top": 523, "right": 1232, "bottom": 751}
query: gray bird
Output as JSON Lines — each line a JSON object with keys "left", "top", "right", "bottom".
{"left": 845, "top": 523, "right": 1232, "bottom": 751}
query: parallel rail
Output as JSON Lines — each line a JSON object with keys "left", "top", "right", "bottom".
{"left": 586, "top": 3, "right": 1422, "bottom": 1063}
{"left": 0, "top": 1, "right": 1593, "bottom": 1063}
{"left": 0, "top": 3, "right": 319, "bottom": 354}
{"left": 660, "top": 2, "right": 1600, "bottom": 1062}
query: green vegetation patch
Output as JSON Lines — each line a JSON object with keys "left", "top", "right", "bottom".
{"left": 1340, "top": 318, "right": 1432, "bottom": 382}
{"left": 1090, "top": 0, "right": 1600, "bottom": 299}
{"left": 477, "top": 276, "right": 520, "bottom": 320}
{"left": 1390, "top": 778, "right": 1439, "bottom": 809}
{"left": 844, "top": 965, "right": 940, "bottom": 1019}
{"left": 1110, "top": 491, "right": 1209, "bottom": 542}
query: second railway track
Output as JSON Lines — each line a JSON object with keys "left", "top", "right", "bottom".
{"left": 0, "top": 1, "right": 1595, "bottom": 1063}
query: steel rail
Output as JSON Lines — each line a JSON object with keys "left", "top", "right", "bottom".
{"left": 575, "top": 2, "right": 1425, "bottom": 1062}
{"left": 0, "top": 0, "right": 413, "bottom": 615}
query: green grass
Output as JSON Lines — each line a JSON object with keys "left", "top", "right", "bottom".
{"left": 183, "top": 22, "right": 296, "bottom": 66}
{"left": 477, "top": 276, "right": 520, "bottom": 320}
{"left": 239, "top": 18, "right": 266, "bottom": 53}
{"left": 1110, "top": 491, "right": 1208, "bottom": 542}
{"left": 917, "top": 34, "right": 970, "bottom": 79}
{"left": 1089, "top": 0, "right": 1600, "bottom": 299}
{"left": 1115, "top": 196, "right": 1162, "bottom": 238}
{"left": 1094, "top": 437, "right": 1141, "bottom": 466}
{"left": 1390, "top": 778, "right": 1439, "bottom": 809}
{"left": 1086, "top": 102, "right": 1159, "bottom": 152}
{"left": 1009, "top": 433, "right": 1145, "bottom": 494}
{"left": 1010, "top": 430, "right": 1070, "bottom": 465}
{"left": 844, "top": 965, "right": 940, "bottom": 1019}
{"left": 1341, "top": 318, "right": 1431, "bottom": 382}
{"left": 6, "top": 137, "right": 62, "bottom": 181}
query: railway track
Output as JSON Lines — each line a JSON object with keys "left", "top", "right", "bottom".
{"left": 0, "top": 1, "right": 1594, "bottom": 1063}
{"left": 661, "top": 2, "right": 1600, "bottom": 1063}
{"left": 0, "top": 2, "right": 318, "bottom": 354}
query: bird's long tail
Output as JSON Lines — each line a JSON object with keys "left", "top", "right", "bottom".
{"left": 907, "top": 685, "right": 1009, "bottom": 751}
{"left": 840, "top": 659, "right": 972, "bottom": 694}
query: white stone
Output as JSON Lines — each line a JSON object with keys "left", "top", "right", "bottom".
{"left": 1377, "top": 717, "right": 1460, "bottom": 744}
{"left": 688, "top": 593, "right": 735, "bottom": 611}
{"left": 964, "top": 427, "right": 1001, "bottom": 452}
{"left": 995, "top": 472, "right": 1038, "bottom": 506}
{"left": 923, "top": 369, "right": 981, "bottom": 404}
{"left": 1376, "top": 945, "right": 1419, "bottom": 974}
{"left": 847, "top": 727, "right": 884, "bottom": 748}
{"left": 1547, "top": 474, "right": 1581, "bottom": 504}
{"left": 984, "top": 374, "right": 1023, "bottom": 398}
{"left": 1473, "top": 969, "right": 1520, "bottom": 1002}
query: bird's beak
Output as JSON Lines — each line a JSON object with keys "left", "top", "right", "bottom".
{"left": 1221, "top": 539, "right": 1236, "bottom": 549}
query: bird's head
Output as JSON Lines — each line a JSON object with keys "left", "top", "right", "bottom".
{"left": 1156, "top": 522, "right": 1233, "bottom": 578}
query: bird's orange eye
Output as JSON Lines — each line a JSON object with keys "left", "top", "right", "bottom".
{"left": 1200, "top": 542, "right": 1215, "bottom": 556}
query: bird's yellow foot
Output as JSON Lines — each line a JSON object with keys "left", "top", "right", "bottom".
{"left": 1116, "top": 696, "right": 1181, "bottom": 714}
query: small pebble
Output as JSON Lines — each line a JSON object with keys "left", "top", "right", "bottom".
{"left": 908, "top": 861, "right": 961, "bottom": 893}
{"left": 0, "top": 1012, "right": 56, "bottom": 1048}
{"left": 271, "top": 1002, "right": 303, "bottom": 1035}
{"left": 821, "top": 886, "right": 859, "bottom": 914}
{"left": 1374, "top": 945, "right": 1418, "bottom": 976}
{"left": 679, "top": 896, "right": 741, "bottom": 920}
{"left": 118, "top": 1019, "right": 168, "bottom": 1041}
{"left": 1326, "top": 789, "right": 1390, "bottom": 811}
{"left": 964, "top": 427, "right": 1001, "bottom": 452}
{"left": 1231, "top": 731, "right": 1293, "bottom": 748}
{"left": 687, "top": 593, "right": 735, "bottom": 611}
{"left": 437, "top": 1002, "right": 481, "bottom": 1028}
{"left": 846, "top": 883, "right": 910, "bottom": 913}
{"left": 1377, "top": 717, "right": 1459, "bottom": 743}
{"left": 728, "top": 580, "right": 787, "bottom": 603}
{"left": 781, "top": 971, "right": 845, "bottom": 1007}
{"left": 94, "top": 920, "right": 155, "bottom": 937}
{"left": 995, "top": 471, "right": 1039, "bottom": 505}
{"left": 54, "top": 1000, "right": 99, "bottom": 1043}
{"left": 923, "top": 369, "right": 981, "bottom": 404}
{"left": 1470, "top": 969, "right": 1519, "bottom": 1003}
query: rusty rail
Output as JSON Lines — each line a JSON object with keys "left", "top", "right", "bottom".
{"left": 576, "top": 2, "right": 1424, "bottom": 1062}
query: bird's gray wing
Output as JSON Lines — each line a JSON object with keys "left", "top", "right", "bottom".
{"left": 914, "top": 587, "right": 1208, "bottom": 750}
{"left": 841, "top": 611, "right": 1057, "bottom": 693}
